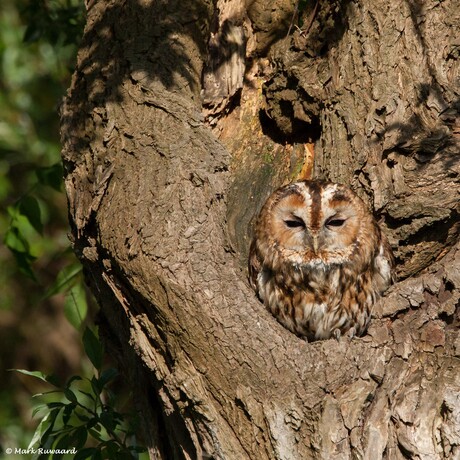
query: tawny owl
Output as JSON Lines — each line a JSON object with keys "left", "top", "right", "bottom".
{"left": 248, "top": 180, "right": 394, "bottom": 341}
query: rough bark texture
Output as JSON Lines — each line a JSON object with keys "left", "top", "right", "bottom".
{"left": 61, "top": 0, "right": 460, "bottom": 459}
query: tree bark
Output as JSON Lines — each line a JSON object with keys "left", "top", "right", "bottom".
{"left": 61, "top": 0, "right": 460, "bottom": 459}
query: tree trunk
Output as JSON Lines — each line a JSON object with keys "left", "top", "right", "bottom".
{"left": 60, "top": 0, "right": 460, "bottom": 458}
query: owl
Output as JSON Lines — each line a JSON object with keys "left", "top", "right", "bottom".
{"left": 248, "top": 180, "right": 394, "bottom": 341}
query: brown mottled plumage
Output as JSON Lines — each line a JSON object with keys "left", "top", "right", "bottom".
{"left": 248, "top": 180, "right": 394, "bottom": 341}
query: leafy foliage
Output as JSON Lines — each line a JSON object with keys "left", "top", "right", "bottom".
{"left": 1, "top": 2, "right": 146, "bottom": 458}
{"left": 21, "top": 0, "right": 86, "bottom": 47}
{"left": 0, "top": 0, "right": 90, "bottom": 453}
{"left": 14, "top": 328, "right": 146, "bottom": 459}
{"left": 1, "top": 0, "right": 83, "bottom": 283}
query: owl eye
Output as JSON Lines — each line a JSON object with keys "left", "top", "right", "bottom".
{"left": 326, "top": 217, "right": 346, "bottom": 228}
{"left": 284, "top": 217, "right": 306, "bottom": 229}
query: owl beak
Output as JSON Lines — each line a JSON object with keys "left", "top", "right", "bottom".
{"left": 312, "top": 235, "right": 319, "bottom": 254}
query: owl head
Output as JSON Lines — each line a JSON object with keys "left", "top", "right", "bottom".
{"left": 249, "top": 180, "right": 394, "bottom": 340}
{"left": 252, "top": 180, "right": 380, "bottom": 270}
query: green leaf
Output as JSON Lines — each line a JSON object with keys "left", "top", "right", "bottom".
{"left": 83, "top": 328, "right": 103, "bottom": 371}
{"left": 91, "top": 448, "right": 103, "bottom": 460}
{"left": 7, "top": 204, "right": 20, "bottom": 220}
{"left": 78, "top": 389, "right": 96, "bottom": 402}
{"left": 13, "top": 369, "right": 60, "bottom": 388}
{"left": 44, "top": 263, "right": 83, "bottom": 298}
{"left": 46, "top": 402, "right": 65, "bottom": 410}
{"left": 28, "top": 407, "right": 60, "bottom": 449}
{"left": 64, "top": 388, "right": 78, "bottom": 403}
{"left": 99, "top": 409, "right": 117, "bottom": 432}
{"left": 87, "top": 418, "right": 100, "bottom": 430}
{"left": 13, "top": 369, "right": 50, "bottom": 383}
{"left": 28, "top": 411, "right": 52, "bottom": 450}
{"left": 41, "top": 407, "right": 61, "bottom": 438}
{"left": 90, "top": 376, "right": 102, "bottom": 397}
{"left": 101, "top": 440, "right": 120, "bottom": 459}
{"left": 88, "top": 427, "right": 104, "bottom": 443}
{"left": 66, "top": 375, "right": 83, "bottom": 387}
{"left": 4, "top": 217, "right": 38, "bottom": 279}
{"left": 62, "top": 403, "right": 76, "bottom": 425}
{"left": 98, "top": 368, "right": 118, "bottom": 389}
{"left": 75, "top": 412, "right": 91, "bottom": 423}
{"left": 36, "top": 163, "right": 63, "bottom": 191}
{"left": 73, "top": 425, "right": 88, "bottom": 449}
{"left": 64, "top": 283, "right": 88, "bottom": 329}
{"left": 4, "top": 226, "right": 30, "bottom": 253}
{"left": 32, "top": 404, "right": 47, "bottom": 418}
{"left": 19, "top": 195, "right": 43, "bottom": 234}
{"left": 55, "top": 432, "right": 72, "bottom": 454}
{"left": 11, "top": 249, "right": 37, "bottom": 280}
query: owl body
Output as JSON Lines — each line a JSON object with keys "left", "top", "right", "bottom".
{"left": 248, "top": 180, "right": 394, "bottom": 341}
